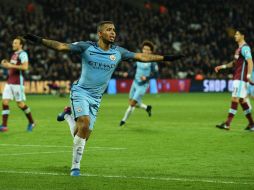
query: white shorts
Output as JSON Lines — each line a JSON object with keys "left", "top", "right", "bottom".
{"left": 232, "top": 80, "right": 247, "bottom": 98}
{"left": 2, "top": 84, "right": 26, "bottom": 101}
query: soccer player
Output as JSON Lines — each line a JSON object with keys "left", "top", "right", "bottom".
{"left": 119, "top": 40, "right": 158, "bottom": 126}
{"left": 0, "top": 36, "right": 35, "bottom": 132}
{"left": 23, "top": 21, "right": 184, "bottom": 176}
{"left": 215, "top": 29, "right": 254, "bottom": 131}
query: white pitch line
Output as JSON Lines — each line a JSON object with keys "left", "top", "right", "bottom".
{"left": 0, "top": 144, "right": 126, "bottom": 150}
{"left": 0, "top": 170, "right": 253, "bottom": 185}
{"left": 0, "top": 151, "right": 72, "bottom": 156}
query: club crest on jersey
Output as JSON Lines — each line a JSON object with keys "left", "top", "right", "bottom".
{"left": 76, "top": 107, "right": 82, "bottom": 113}
{"left": 109, "top": 55, "right": 116, "bottom": 61}
{"left": 245, "top": 50, "right": 250, "bottom": 56}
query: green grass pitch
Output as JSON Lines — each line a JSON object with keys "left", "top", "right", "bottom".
{"left": 0, "top": 93, "right": 254, "bottom": 190}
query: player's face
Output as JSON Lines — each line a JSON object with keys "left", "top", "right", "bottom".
{"left": 234, "top": 31, "right": 244, "bottom": 42}
{"left": 99, "top": 24, "right": 116, "bottom": 44}
{"left": 12, "top": 39, "right": 22, "bottom": 51}
{"left": 142, "top": 45, "right": 152, "bottom": 54}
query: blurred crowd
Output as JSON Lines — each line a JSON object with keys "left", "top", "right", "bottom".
{"left": 0, "top": 0, "right": 254, "bottom": 81}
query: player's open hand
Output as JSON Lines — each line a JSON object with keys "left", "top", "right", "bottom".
{"left": 164, "top": 54, "right": 185, "bottom": 61}
{"left": 23, "top": 34, "right": 42, "bottom": 44}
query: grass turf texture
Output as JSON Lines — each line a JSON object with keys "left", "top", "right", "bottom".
{"left": 0, "top": 93, "right": 253, "bottom": 190}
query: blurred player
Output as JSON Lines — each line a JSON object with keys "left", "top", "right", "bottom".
{"left": 0, "top": 36, "right": 35, "bottom": 132}
{"left": 23, "top": 21, "right": 184, "bottom": 176}
{"left": 215, "top": 29, "right": 254, "bottom": 131}
{"left": 119, "top": 40, "right": 158, "bottom": 126}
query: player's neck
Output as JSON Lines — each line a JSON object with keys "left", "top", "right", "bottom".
{"left": 98, "top": 40, "right": 111, "bottom": 51}
{"left": 238, "top": 40, "right": 246, "bottom": 47}
{"left": 15, "top": 48, "right": 23, "bottom": 52}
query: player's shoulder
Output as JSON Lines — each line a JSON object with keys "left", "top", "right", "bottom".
{"left": 72, "top": 40, "right": 95, "bottom": 46}
{"left": 241, "top": 44, "right": 251, "bottom": 53}
{"left": 113, "top": 44, "right": 123, "bottom": 51}
{"left": 18, "top": 50, "right": 28, "bottom": 57}
{"left": 242, "top": 44, "right": 251, "bottom": 50}
{"left": 114, "top": 45, "right": 133, "bottom": 55}
{"left": 19, "top": 50, "right": 27, "bottom": 54}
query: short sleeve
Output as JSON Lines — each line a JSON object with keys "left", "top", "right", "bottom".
{"left": 152, "top": 62, "right": 159, "bottom": 72}
{"left": 118, "top": 46, "right": 135, "bottom": 60}
{"left": 241, "top": 46, "right": 252, "bottom": 60}
{"left": 19, "top": 51, "right": 28, "bottom": 63}
{"left": 69, "top": 41, "right": 92, "bottom": 54}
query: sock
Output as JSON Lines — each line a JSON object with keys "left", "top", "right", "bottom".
{"left": 240, "top": 101, "right": 254, "bottom": 124}
{"left": 2, "top": 104, "right": 10, "bottom": 127}
{"left": 71, "top": 135, "right": 86, "bottom": 170}
{"left": 139, "top": 103, "right": 147, "bottom": 110}
{"left": 122, "top": 106, "right": 135, "bottom": 122}
{"left": 246, "top": 97, "right": 252, "bottom": 110}
{"left": 225, "top": 101, "right": 238, "bottom": 126}
{"left": 21, "top": 105, "right": 34, "bottom": 124}
{"left": 64, "top": 114, "right": 76, "bottom": 138}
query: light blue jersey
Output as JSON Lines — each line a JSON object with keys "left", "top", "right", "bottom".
{"left": 130, "top": 61, "right": 158, "bottom": 104}
{"left": 70, "top": 41, "right": 135, "bottom": 97}
{"left": 134, "top": 61, "right": 158, "bottom": 85}
{"left": 241, "top": 45, "right": 252, "bottom": 60}
{"left": 69, "top": 41, "right": 135, "bottom": 129}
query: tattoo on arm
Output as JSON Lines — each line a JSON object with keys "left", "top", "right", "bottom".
{"left": 145, "top": 54, "right": 163, "bottom": 61}
{"left": 136, "top": 53, "right": 163, "bottom": 62}
{"left": 42, "top": 39, "right": 69, "bottom": 51}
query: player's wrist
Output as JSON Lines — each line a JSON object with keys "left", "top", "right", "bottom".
{"left": 247, "top": 74, "right": 251, "bottom": 79}
{"left": 221, "top": 65, "right": 227, "bottom": 69}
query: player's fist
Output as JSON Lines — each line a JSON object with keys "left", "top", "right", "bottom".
{"left": 215, "top": 66, "right": 222, "bottom": 73}
{"left": 23, "top": 34, "right": 42, "bottom": 44}
{"left": 123, "top": 72, "right": 128, "bottom": 78}
{"left": 141, "top": 76, "right": 147, "bottom": 81}
{"left": 1, "top": 59, "right": 11, "bottom": 68}
{"left": 1, "top": 59, "right": 8, "bottom": 65}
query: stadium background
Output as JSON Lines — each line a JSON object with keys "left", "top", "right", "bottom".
{"left": 1, "top": 1, "right": 254, "bottom": 190}
{"left": 1, "top": 0, "right": 254, "bottom": 95}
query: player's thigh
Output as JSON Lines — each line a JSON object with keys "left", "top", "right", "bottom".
{"left": 129, "top": 82, "right": 136, "bottom": 99}
{"left": 71, "top": 97, "right": 90, "bottom": 120}
{"left": 232, "top": 80, "right": 247, "bottom": 98}
{"left": 133, "top": 85, "right": 148, "bottom": 104}
{"left": 2, "top": 84, "right": 14, "bottom": 100}
{"left": 11, "top": 85, "right": 26, "bottom": 102}
{"left": 88, "top": 101, "right": 100, "bottom": 131}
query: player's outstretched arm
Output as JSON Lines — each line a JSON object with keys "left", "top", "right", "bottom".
{"left": 23, "top": 34, "right": 70, "bottom": 52}
{"left": 134, "top": 53, "right": 185, "bottom": 62}
{"left": 214, "top": 61, "right": 234, "bottom": 73}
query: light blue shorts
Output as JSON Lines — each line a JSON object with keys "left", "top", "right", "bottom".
{"left": 129, "top": 81, "right": 149, "bottom": 104}
{"left": 70, "top": 85, "right": 101, "bottom": 130}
